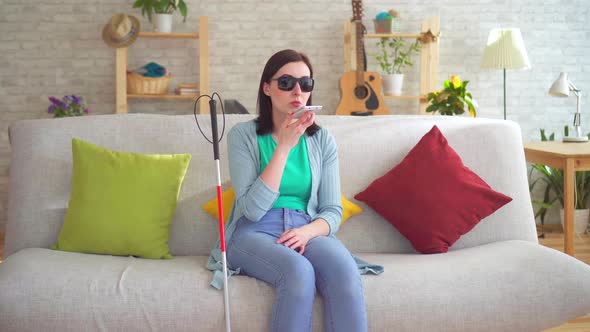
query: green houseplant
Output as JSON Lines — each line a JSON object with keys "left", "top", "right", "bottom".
{"left": 529, "top": 127, "right": 590, "bottom": 234}
{"left": 426, "top": 75, "right": 477, "bottom": 117}
{"left": 375, "top": 37, "right": 420, "bottom": 75}
{"left": 133, "top": 0, "right": 188, "bottom": 23}
{"left": 375, "top": 37, "right": 420, "bottom": 95}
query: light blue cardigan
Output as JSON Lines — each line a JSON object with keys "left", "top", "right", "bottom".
{"left": 207, "top": 120, "right": 383, "bottom": 289}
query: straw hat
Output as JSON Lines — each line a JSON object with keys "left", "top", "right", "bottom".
{"left": 102, "top": 13, "right": 140, "bottom": 48}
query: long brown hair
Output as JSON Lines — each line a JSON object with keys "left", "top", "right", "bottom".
{"left": 255, "top": 49, "right": 320, "bottom": 136}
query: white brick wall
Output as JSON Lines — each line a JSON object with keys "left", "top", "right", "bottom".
{"left": 1, "top": 0, "right": 589, "bottom": 231}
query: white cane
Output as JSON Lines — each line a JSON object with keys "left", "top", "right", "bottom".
{"left": 194, "top": 94, "right": 231, "bottom": 332}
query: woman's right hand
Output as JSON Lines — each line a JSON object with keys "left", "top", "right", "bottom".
{"left": 275, "top": 111, "right": 315, "bottom": 152}
{"left": 260, "top": 111, "right": 315, "bottom": 192}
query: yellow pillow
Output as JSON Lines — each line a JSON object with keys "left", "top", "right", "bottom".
{"left": 340, "top": 194, "right": 363, "bottom": 225}
{"left": 202, "top": 187, "right": 362, "bottom": 225}
{"left": 202, "top": 187, "right": 235, "bottom": 223}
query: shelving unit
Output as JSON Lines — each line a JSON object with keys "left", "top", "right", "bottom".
{"left": 343, "top": 16, "right": 440, "bottom": 113}
{"left": 115, "top": 16, "right": 209, "bottom": 114}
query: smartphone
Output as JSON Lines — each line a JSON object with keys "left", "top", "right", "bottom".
{"left": 292, "top": 105, "right": 323, "bottom": 119}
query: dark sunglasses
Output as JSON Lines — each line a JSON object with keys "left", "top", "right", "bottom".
{"left": 271, "top": 75, "right": 314, "bottom": 92}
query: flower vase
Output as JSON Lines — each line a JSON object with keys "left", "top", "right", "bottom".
{"left": 382, "top": 74, "right": 404, "bottom": 96}
{"left": 153, "top": 14, "right": 173, "bottom": 33}
{"left": 382, "top": 74, "right": 394, "bottom": 95}
{"left": 560, "top": 208, "right": 590, "bottom": 235}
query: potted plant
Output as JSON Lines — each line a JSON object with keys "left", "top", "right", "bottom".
{"left": 529, "top": 128, "right": 590, "bottom": 236}
{"left": 133, "top": 0, "right": 188, "bottom": 33}
{"left": 47, "top": 95, "right": 90, "bottom": 118}
{"left": 425, "top": 75, "right": 477, "bottom": 117}
{"left": 375, "top": 37, "right": 420, "bottom": 95}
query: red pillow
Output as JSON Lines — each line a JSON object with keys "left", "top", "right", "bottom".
{"left": 354, "top": 125, "right": 512, "bottom": 254}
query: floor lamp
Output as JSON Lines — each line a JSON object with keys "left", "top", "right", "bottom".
{"left": 481, "top": 28, "right": 531, "bottom": 120}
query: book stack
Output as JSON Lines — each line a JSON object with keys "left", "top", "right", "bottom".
{"left": 175, "top": 84, "right": 199, "bottom": 95}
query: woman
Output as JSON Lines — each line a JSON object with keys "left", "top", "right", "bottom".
{"left": 208, "top": 49, "right": 367, "bottom": 332}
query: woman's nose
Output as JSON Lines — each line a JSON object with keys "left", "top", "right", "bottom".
{"left": 291, "top": 82, "right": 302, "bottom": 95}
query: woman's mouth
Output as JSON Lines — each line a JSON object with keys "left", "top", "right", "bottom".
{"left": 290, "top": 101, "right": 302, "bottom": 108}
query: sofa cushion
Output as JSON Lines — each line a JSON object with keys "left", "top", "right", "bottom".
{"left": 340, "top": 194, "right": 363, "bottom": 225}
{"left": 202, "top": 186, "right": 235, "bottom": 224}
{"left": 52, "top": 138, "right": 191, "bottom": 259}
{"left": 355, "top": 125, "right": 512, "bottom": 254}
{"left": 202, "top": 187, "right": 362, "bottom": 226}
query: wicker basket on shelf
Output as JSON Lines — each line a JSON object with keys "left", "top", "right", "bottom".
{"left": 127, "top": 72, "right": 172, "bottom": 95}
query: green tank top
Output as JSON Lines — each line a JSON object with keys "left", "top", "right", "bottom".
{"left": 257, "top": 134, "right": 312, "bottom": 211}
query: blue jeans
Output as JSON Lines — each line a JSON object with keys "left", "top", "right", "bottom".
{"left": 227, "top": 208, "right": 367, "bottom": 332}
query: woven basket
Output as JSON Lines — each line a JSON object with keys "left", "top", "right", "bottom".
{"left": 127, "top": 72, "right": 172, "bottom": 95}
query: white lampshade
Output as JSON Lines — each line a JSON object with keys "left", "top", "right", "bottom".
{"left": 481, "top": 28, "right": 531, "bottom": 69}
{"left": 548, "top": 72, "right": 570, "bottom": 97}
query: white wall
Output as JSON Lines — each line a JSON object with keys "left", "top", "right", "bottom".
{"left": 1, "top": 0, "right": 589, "bottom": 230}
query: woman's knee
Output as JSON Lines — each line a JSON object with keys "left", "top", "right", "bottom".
{"left": 278, "top": 255, "right": 316, "bottom": 293}
{"left": 305, "top": 239, "right": 362, "bottom": 293}
{"left": 319, "top": 263, "right": 362, "bottom": 291}
{"left": 273, "top": 256, "right": 315, "bottom": 306}
{"left": 306, "top": 237, "right": 357, "bottom": 274}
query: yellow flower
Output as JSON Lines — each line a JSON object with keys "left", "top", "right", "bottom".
{"left": 450, "top": 75, "right": 461, "bottom": 88}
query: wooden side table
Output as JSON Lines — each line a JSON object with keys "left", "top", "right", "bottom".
{"left": 524, "top": 141, "right": 590, "bottom": 256}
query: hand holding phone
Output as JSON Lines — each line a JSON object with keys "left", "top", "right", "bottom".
{"left": 292, "top": 105, "right": 323, "bottom": 119}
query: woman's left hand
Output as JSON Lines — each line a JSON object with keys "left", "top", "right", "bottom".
{"left": 276, "top": 227, "right": 311, "bottom": 254}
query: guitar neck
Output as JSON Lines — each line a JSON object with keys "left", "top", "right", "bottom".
{"left": 355, "top": 20, "right": 365, "bottom": 86}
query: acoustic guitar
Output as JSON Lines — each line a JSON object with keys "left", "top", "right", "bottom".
{"left": 336, "top": 0, "right": 389, "bottom": 116}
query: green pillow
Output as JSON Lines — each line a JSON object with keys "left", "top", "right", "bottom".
{"left": 52, "top": 138, "right": 191, "bottom": 259}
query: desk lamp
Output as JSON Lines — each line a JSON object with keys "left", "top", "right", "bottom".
{"left": 548, "top": 72, "right": 588, "bottom": 143}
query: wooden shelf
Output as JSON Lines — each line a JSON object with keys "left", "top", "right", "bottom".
{"left": 138, "top": 32, "right": 199, "bottom": 39}
{"left": 116, "top": 16, "right": 209, "bottom": 114}
{"left": 128, "top": 94, "right": 198, "bottom": 99}
{"left": 383, "top": 95, "right": 427, "bottom": 101}
{"left": 343, "top": 16, "right": 440, "bottom": 114}
{"left": 365, "top": 33, "right": 422, "bottom": 39}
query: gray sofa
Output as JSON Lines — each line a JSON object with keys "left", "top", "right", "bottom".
{"left": 1, "top": 113, "right": 589, "bottom": 331}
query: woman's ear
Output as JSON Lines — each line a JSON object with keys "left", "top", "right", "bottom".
{"left": 263, "top": 83, "right": 271, "bottom": 96}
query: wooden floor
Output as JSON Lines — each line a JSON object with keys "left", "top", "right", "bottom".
{"left": 0, "top": 228, "right": 588, "bottom": 331}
